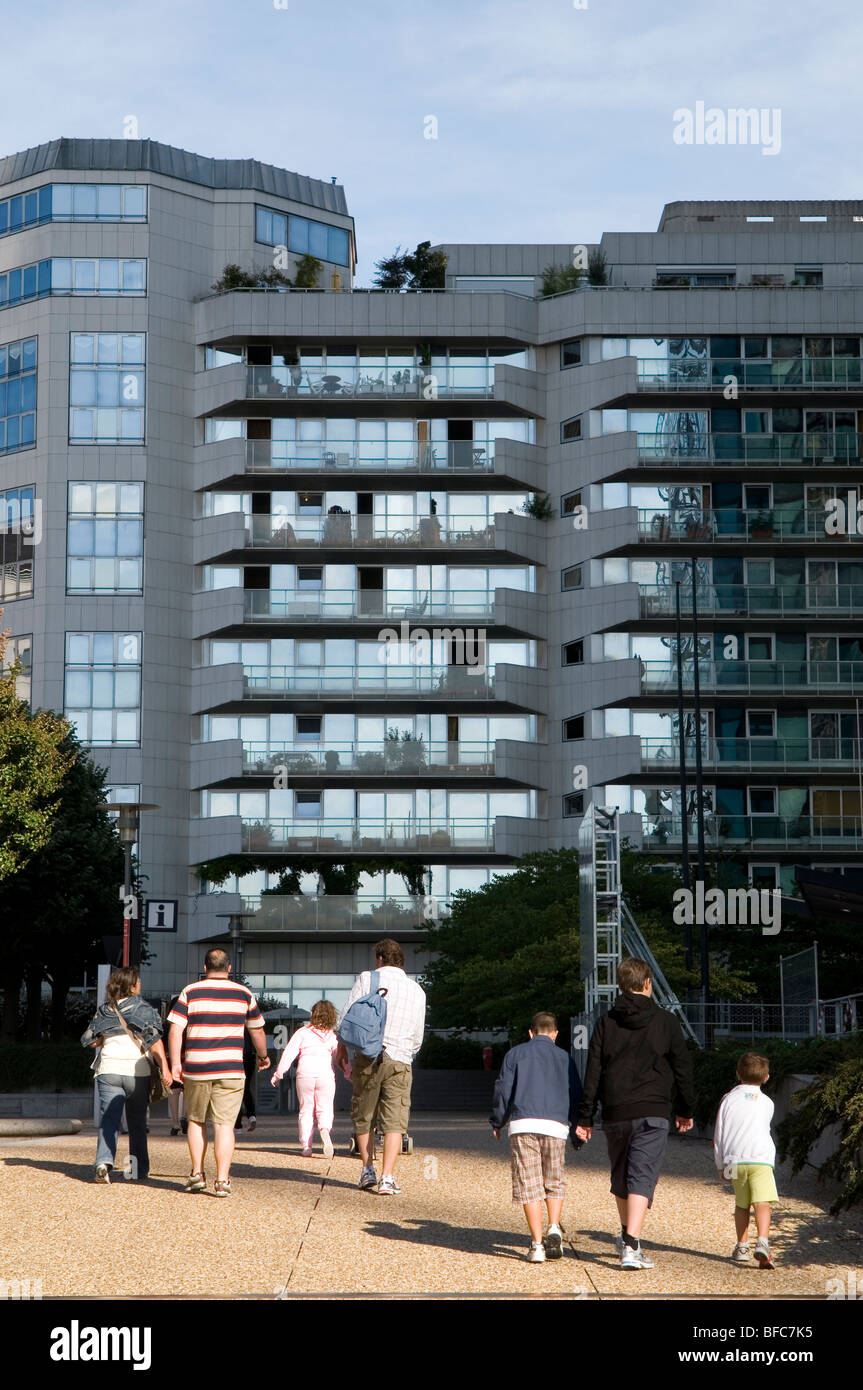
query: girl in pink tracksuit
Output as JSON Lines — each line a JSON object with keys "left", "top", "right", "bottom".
{"left": 271, "top": 1000, "right": 350, "bottom": 1157}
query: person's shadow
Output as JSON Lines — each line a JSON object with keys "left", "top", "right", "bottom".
{"left": 362, "top": 1217, "right": 546, "bottom": 1262}
{"left": 3, "top": 1154, "right": 358, "bottom": 1192}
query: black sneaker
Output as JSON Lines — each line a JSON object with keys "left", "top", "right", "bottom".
{"left": 180, "top": 1118, "right": 188, "bottom": 1134}
{"left": 94, "top": 1163, "right": 111, "bottom": 1183}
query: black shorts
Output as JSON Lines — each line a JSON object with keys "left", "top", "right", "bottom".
{"left": 603, "top": 1116, "right": 669, "bottom": 1206}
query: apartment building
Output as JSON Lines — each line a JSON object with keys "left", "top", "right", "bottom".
{"left": 1, "top": 137, "right": 860, "bottom": 1002}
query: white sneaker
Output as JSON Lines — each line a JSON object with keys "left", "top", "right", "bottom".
{"left": 620, "top": 1243, "right": 654, "bottom": 1270}
{"left": 732, "top": 1242, "right": 752, "bottom": 1264}
{"left": 544, "top": 1224, "right": 564, "bottom": 1259}
{"left": 754, "top": 1237, "right": 775, "bottom": 1269}
{"left": 321, "top": 1130, "right": 334, "bottom": 1159}
{"left": 528, "top": 1241, "right": 547, "bottom": 1263}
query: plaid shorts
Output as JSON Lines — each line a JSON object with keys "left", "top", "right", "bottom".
{"left": 510, "top": 1133, "right": 567, "bottom": 1205}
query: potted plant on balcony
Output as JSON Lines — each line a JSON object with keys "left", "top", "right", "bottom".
{"left": 750, "top": 510, "right": 774, "bottom": 539}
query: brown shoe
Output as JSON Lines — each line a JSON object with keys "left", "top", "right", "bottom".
{"left": 214, "top": 1178, "right": 232, "bottom": 1198}
{"left": 184, "top": 1171, "right": 206, "bottom": 1193}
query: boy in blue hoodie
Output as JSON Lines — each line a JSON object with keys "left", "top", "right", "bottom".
{"left": 490, "top": 1012, "right": 583, "bottom": 1262}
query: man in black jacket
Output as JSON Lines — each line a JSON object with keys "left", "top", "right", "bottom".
{"left": 576, "top": 957, "right": 695, "bottom": 1270}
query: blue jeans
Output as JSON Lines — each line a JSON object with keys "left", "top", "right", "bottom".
{"left": 95, "top": 1073, "right": 150, "bottom": 1179}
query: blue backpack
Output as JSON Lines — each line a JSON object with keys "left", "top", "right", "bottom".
{"left": 338, "top": 970, "right": 388, "bottom": 1060}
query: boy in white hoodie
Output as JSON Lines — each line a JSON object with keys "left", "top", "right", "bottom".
{"left": 713, "top": 1052, "right": 777, "bottom": 1268}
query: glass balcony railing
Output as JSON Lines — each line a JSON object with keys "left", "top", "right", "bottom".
{"left": 247, "top": 365, "right": 495, "bottom": 400}
{"left": 639, "top": 583, "right": 863, "bottom": 618}
{"left": 238, "top": 894, "right": 442, "bottom": 933}
{"left": 242, "top": 589, "right": 499, "bottom": 621}
{"left": 636, "top": 358, "right": 863, "bottom": 390}
{"left": 642, "top": 815, "right": 863, "bottom": 850}
{"left": 639, "top": 659, "right": 863, "bottom": 695}
{"left": 244, "top": 441, "right": 494, "bottom": 473}
{"left": 639, "top": 736, "right": 863, "bottom": 771}
{"left": 237, "top": 740, "right": 498, "bottom": 774}
{"left": 241, "top": 664, "right": 496, "bottom": 696}
{"left": 243, "top": 514, "right": 496, "bottom": 549}
{"left": 636, "top": 432, "right": 863, "bottom": 465}
{"left": 239, "top": 818, "right": 496, "bottom": 851}
{"left": 637, "top": 508, "right": 838, "bottom": 542}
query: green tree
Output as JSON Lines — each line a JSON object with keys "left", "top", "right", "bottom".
{"left": 293, "top": 254, "right": 323, "bottom": 289}
{"left": 422, "top": 849, "right": 582, "bottom": 1038}
{"left": 404, "top": 241, "right": 447, "bottom": 289}
{"left": 0, "top": 733, "right": 127, "bottom": 1040}
{"left": 372, "top": 247, "right": 409, "bottom": 289}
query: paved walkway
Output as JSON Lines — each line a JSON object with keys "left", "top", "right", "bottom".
{"left": 1, "top": 1114, "right": 861, "bottom": 1298}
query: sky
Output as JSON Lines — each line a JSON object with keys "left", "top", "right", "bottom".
{"left": 2, "top": 0, "right": 861, "bottom": 280}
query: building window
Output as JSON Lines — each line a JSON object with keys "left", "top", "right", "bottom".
{"left": 67, "top": 482, "right": 144, "bottom": 593}
{"left": 563, "top": 640, "right": 584, "bottom": 665}
{"left": 0, "top": 184, "right": 146, "bottom": 237}
{"left": 563, "top": 716, "right": 585, "bottom": 740}
{"left": 0, "top": 336, "right": 36, "bottom": 454}
{"left": 69, "top": 333, "right": 145, "bottom": 443}
{"left": 561, "top": 416, "right": 582, "bottom": 443}
{"left": 795, "top": 267, "right": 823, "bottom": 286}
{"left": 0, "top": 485, "right": 35, "bottom": 600}
{"left": 64, "top": 632, "right": 141, "bottom": 747}
{"left": 1, "top": 634, "right": 31, "bottom": 704}
{"left": 561, "top": 490, "right": 583, "bottom": 517}
{"left": 562, "top": 565, "right": 583, "bottom": 591}
{"left": 255, "top": 205, "right": 350, "bottom": 267}
{"left": 563, "top": 792, "right": 584, "bottom": 817}
{"left": 0, "top": 259, "right": 146, "bottom": 309}
{"left": 561, "top": 339, "right": 582, "bottom": 368}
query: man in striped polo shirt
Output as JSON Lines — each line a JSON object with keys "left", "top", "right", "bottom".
{"left": 168, "top": 948, "right": 270, "bottom": 1196}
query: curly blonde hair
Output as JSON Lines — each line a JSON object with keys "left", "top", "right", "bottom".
{"left": 310, "top": 1000, "right": 337, "bottom": 1030}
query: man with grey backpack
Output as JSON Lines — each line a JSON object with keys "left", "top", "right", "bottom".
{"left": 337, "top": 939, "right": 426, "bottom": 1194}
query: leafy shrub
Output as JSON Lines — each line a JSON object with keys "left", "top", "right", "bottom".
{"left": 0, "top": 1043, "right": 93, "bottom": 1092}
{"left": 777, "top": 1057, "right": 863, "bottom": 1212}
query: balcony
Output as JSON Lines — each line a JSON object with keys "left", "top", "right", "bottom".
{"left": 242, "top": 663, "right": 496, "bottom": 699}
{"left": 636, "top": 358, "right": 863, "bottom": 391}
{"left": 242, "top": 588, "right": 499, "bottom": 622}
{"left": 637, "top": 508, "right": 841, "bottom": 544}
{"left": 239, "top": 817, "right": 496, "bottom": 852}
{"left": 639, "top": 736, "right": 863, "bottom": 774}
{"left": 238, "top": 740, "right": 497, "bottom": 776}
{"left": 638, "top": 582, "right": 863, "bottom": 619}
{"left": 247, "top": 364, "right": 495, "bottom": 401}
{"left": 636, "top": 431, "right": 863, "bottom": 467}
{"left": 243, "top": 513, "right": 496, "bottom": 551}
{"left": 639, "top": 658, "right": 863, "bottom": 696}
{"left": 244, "top": 440, "right": 494, "bottom": 475}
{"left": 239, "top": 894, "right": 440, "bottom": 934}
{"left": 642, "top": 814, "right": 863, "bottom": 851}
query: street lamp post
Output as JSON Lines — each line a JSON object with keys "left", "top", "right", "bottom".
{"left": 98, "top": 801, "right": 159, "bottom": 967}
{"left": 215, "top": 912, "right": 256, "bottom": 982}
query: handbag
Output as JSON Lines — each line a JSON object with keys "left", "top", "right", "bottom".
{"left": 112, "top": 1004, "right": 169, "bottom": 1104}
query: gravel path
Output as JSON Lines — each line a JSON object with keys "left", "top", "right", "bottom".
{"left": 1, "top": 1113, "right": 860, "bottom": 1298}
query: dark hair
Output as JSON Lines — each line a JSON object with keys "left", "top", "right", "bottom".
{"left": 105, "top": 967, "right": 139, "bottom": 1005}
{"left": 737, "top": 1051, "right": 770, "bottom": 1085}
{"left": 205, "top": 948, "right": 231, "bottom": 973}
{"left": 310, "top": 1000, "right": 338, "bottom": 1029}
{"left": 530, "top": 1012, "right": 557, "bottom": 1034}
{"left": 617, "top": 957, "right": 652, "bottom": 993}
{"left": 373, "top": 938, "right": 404, "bottom": 968}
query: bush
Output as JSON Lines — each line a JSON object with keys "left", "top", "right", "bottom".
{"left": 691, "top": 1034, "right": 863, "bottom": 1129}
{"left": 778, "top": 1057, "right": 863, "bottom": 1213}
{"left": 415, "top": 1035, "right": 507, "bottom": 1069}
{"left": 0, "top": 1043, "right": 94, "bottom": 1092}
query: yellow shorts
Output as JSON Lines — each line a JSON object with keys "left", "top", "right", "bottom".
{"left": 731, "top": 1163, "right": 778, "bottom": 1209}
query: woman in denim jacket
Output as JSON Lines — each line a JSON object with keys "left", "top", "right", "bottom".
{"left": 81, "top": 966, "right": 171, "bottom": 1182}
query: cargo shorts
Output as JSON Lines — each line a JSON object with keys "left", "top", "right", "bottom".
{"left": 184, "top": 1077, "right": 245, "bottom": 1126}
{"left": 351, "top": 1051, "right": 412, "bottom": 1135}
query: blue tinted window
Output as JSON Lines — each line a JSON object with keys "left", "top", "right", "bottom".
{"left": 0, "top": 335, "right": 37, "bottom": 456}
{"left": 257, "top": 204, "right": 349, "bottom": 265}
{"left": 0, "top": 183, "right": 147, "bottom": 238}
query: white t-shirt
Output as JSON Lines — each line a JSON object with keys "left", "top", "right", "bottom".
{"left": 713, "top": 1083, "right": 775, "bottom": 1172}
{"left": 95, "top": 998, "right": 150, "bottom": 1078}
{"left": 509, "top": 1118, "right": 570, "bottom": 1139}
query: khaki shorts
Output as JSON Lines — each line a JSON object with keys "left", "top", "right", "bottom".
{"left": 184, "top": 1077, "right": 245, "bottom": 1126}
{"left": 731, "top": 1163, "right": 778, "bottom": 1209}
{"left": 351, "top": 1052, "right": 412, "bottom": 1135}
